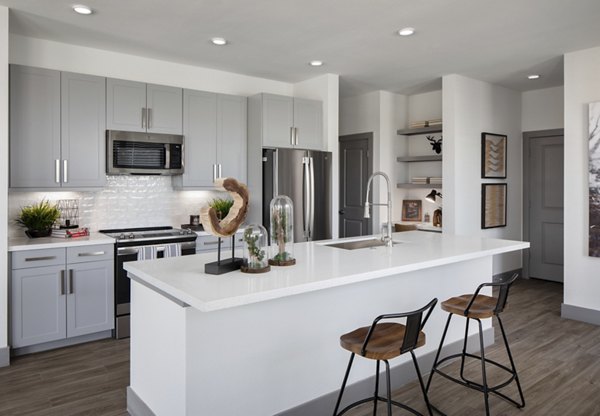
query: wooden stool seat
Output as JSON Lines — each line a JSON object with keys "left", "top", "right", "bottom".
{"left": 340, "top": 322, "right": 426, "bottom": 360}
{"left": 441, "top": 294, "right": 498, "bottom": 319}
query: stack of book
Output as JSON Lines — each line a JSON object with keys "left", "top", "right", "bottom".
{"left": 52, "top": 227, "right": 90, "bottom": 238}
{"left": 411, "top": 177, "right": 429, "bottom": 185}
{"left": 429, "top": 177, "right": 443, "bottom": 185}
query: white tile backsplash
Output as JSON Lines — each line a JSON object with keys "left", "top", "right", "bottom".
{"left": 8, "top": 176, "right": 225, "bottom": 238}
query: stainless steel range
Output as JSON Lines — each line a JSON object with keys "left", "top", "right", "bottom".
{"left": 100, "top": 226, "right": 197, "bottom": 339}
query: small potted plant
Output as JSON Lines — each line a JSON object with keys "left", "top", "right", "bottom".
{"left": 16, "top": 199, "right": 61, "bottom": 238}
{"left": 241, "top": 224, "right": 270, "bottom": 273}
{"left": 209, "top": 197, "right": 234, "bottom": 221}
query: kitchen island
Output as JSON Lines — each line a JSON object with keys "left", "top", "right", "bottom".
{"left": 124, "top": 232, "right": 528, "bottom": 416}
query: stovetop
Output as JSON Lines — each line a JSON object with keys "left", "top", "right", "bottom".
{"left": 100, "top": 226, "right": 196, "bottom": 243}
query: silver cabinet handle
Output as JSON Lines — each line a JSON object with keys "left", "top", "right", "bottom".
{"left": 77, "top": 251, "right": 105, "bottom": 257}
{"left": 60, "top": 270, "right": 65, "bottom": 295}
{"left": 68, "top": 269, "right": 74, "bottom": 294}
{"left": 148, "top": 108, "right": 152, "bottom": 129}
{"left": 204, "top": 241, "right": 220, "bottom": 246}
{"left": 25, "top": 256, "right": 56, "bottom": 262}
{"left": 63, "top": 160, "right": 68, "bottom": 183}
{"left": 142, "top": 107, "right": 146, "bottom": 128}
{"left": 218, "top": 164, "right": 222, "bottom": 178}
{"left": 212, "top": 164, "right": 217, "bottom": 182}
{"left": 55, "top": 160, "right": 60, "bottom": 183}
{"left": 294, "top": 127, "right": 299, "bottom": 146}
{"left": 290, "top": 127, "right": 294, "bottom": 146}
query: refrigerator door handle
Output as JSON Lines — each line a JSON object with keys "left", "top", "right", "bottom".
{"left": 308, "top": 156, "right": 315, "bottom": 240}
{"left": 302, "top": 156, "right": 310, "bottom": 239}
{"left": 273, "top": 151, "right": 279, "bottom": 197}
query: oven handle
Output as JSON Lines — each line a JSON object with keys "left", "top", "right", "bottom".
{"left": 117, "top": 241, "right": 196, "bottom": 256}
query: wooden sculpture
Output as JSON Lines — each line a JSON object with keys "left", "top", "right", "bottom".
{"left": 200, "top": 178, "right": 249, "bottom": 237}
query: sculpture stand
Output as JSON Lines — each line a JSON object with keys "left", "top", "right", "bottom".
{"left": 204, "top": 235, "right": 243, "bottom": 275}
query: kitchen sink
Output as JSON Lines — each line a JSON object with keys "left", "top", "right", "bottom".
{"left": 323, "top": 238, "right": 400, "bottom": 250}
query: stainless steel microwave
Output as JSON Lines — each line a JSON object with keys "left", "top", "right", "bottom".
{"left": 106, "top": 130, "right": 184, "bottom": 175}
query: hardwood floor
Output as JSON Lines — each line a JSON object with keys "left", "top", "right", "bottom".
{"left": 0, "top": 278, "right": 598, "bottom": 415}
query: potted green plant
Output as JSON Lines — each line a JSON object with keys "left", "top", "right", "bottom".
{"left": 16, "top": 199, "right": 61, "bottom": 238}
{"left": 209, "top": 197, "right": 234, "bottom": 220}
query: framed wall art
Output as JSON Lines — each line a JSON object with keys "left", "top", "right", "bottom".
{"left": 481, "top": 132, "right": 507, "bottom": 179}
{"left": 589, "top": 102, "right": 600, "bottom": 257}
{"left": 401, "top": 199, "right": 422, "bottom": 222}
{"left": 481, "top": 183, "right": 507, "bottom": 229}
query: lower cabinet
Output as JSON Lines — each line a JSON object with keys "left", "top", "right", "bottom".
{"left": 11, "top": 244, "right": 114, "bottom": 349}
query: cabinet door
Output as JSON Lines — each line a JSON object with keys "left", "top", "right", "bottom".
{"left": 147, "top": 84, "right": 183, "bottom": 134}
{"left": 66, "top": 260, "right": 114, "bottom": 338}
{"left": 217, "top": 94, "right": 247, "bottom": 182}
{"left": 9, "top": 65, "right": 61, "bottom": 188}
{"left": 106, "top": 78, "right": 147, "bottom": 132}
{"left": 61, "top": 72, "right": 107, "bottom": 187}
{"left": 176, "top": 90, "right": 217, "bottom": 188}
{"left": 293, "top": 98, "right": 323, "bottom": 150}
{"left": 262, "top": 94, "right": 294, "bottom": 148}
{"left": 11, "top": 265, "right": 66, "bottom": 348}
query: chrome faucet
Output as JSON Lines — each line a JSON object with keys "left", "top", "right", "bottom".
{"left": 364, "top": 171, "right": 393, "bottom": 247}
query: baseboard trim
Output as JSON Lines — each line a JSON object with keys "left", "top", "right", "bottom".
{"left": 127, "top": 386, "right": 156, "bottom": 416}
{"left": 276, "top": 327, "right": 494, "bottom": 416}
{"left": 11, "top": 330, "right": 112, "bottom": 356}
{"left": 561, "top": 303, "right": 600, "bottom": 326}
{"left": 0, "top": 346, "right": 10, "bottom": 367}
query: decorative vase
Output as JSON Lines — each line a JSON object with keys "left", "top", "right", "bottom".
{"left": 241, "top": 224, "right": 270, "bottom": 273}
{"left": 25, "top": 228, "right": 52, "bottom": 238}
{"left": 269, "top": 195, "right": 296, "bottom": 266}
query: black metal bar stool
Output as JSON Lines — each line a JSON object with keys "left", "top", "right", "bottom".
{"left": 426, "top": 274, "right": 525, "bottom": 415}
{"left": 333, "top": 298, "right": 438, "bottom": 416}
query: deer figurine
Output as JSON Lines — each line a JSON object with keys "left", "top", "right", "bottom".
{"left": 427, "top": 135, "right": 443, "bottom": 154}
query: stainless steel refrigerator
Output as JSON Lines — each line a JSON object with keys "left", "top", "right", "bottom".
{"left": 263, "top": 148, "right": 332, "bottom": 242}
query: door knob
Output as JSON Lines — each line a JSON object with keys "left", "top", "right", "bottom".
{"left": 339, "top": 209, "right": 345, "bottom": 215}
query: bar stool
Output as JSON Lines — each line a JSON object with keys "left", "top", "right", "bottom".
{"left": 426, "top": 274, "right": 525, "bottom": 415}
{"left": 333, "top": 298, "right": 437, "bottom": 416}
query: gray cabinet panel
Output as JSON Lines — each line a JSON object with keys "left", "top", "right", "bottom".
{"left": 66, "top": 260, "right": 114, "bottom": 337}
{"left": 106, "top": 78, "right": 146, "bottom": 132}
{"left": 147, "top": 84, "right": 183, "bottom": 134}
{"left": 61, "top": 72, "right": 107, "bottom": 187}
{"left": 11, "top": 265, "right": 66, "bottom": 348}
{"left": 262, "top": 94, "right": 294, "bottom": 148}
{"left": 293, "top": 98, "right": 323, "bottom": 151}
{"left": 217, "top": 94, "right": 247, "bottom": 182}
{"left": 9, "top": 65, "right": 61, "bottom": 188}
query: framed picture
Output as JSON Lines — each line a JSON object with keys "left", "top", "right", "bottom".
{"left": 481, "top": 132, "right": 507, "bottom": 179}
{"left": 481, "top": 184, "right": 507, "bottom": 229}
{"left": 589, "top": 102, "right": 600, "bottom": 257}
{"left": 402, "top": 200, "right": 422, "bottom": 222}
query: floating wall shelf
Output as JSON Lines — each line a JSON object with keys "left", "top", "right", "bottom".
{"left": 396, "top": 183, "right": 443, "bottom": 189}
{"left": 396, "top": 155, "right": 442, "bottom": 163}
{"left": 396, "top": 125, "right": 443, "bottom": 136}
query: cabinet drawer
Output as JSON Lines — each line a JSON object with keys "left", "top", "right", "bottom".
{"left": 67, "top": 244, "right": 114, "bottom": 264}
{"left": 196, "top": 235, "right": 232, "bottom": 252}
{"left": 12, "top": 248, "right": 65, "bottom": 270}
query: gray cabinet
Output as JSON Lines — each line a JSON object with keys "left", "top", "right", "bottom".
{"left": 10, "top": 245, "right": 114, "bottom": 349}
{"left": 106, "top": 78, "right": 182, "bottom": 134}
{"left": 9, "top": 65, "right": 106, "bottom": 189}
{"left": 196, "top": 233, "right": 244, "bottom": 254}
{"left": 252, "top": 93, "right": 323, "bottom": 150}
{"left": 9, "top": 65, "right": 61, "bottom": 188}
{"left": 173, "top": 90, "right": 246, "bottom": 189}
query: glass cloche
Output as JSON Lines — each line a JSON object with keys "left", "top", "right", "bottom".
{"left": 241, "top": 224, "right": 270, "bottom": 273}
{"left": 269, "top": 195, "right": 296, "bottom": 266}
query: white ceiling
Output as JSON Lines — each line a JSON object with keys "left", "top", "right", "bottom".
{"left": 2, "top": 0, "right": 600, "bottom": 96}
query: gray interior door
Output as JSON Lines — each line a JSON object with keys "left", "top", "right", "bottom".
{"left": 528, "top": 133, "right": 564, "bottom": 282}
{"left": 339, "top": 133, "right": 373, "bottom": 237}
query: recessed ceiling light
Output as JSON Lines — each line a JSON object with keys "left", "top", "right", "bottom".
{"left": 398, "top": 27, "right": 415, "bottom": 37}
{"left": 527, "top": 74, "right": 541, "bottom": 80}
{"left": 309, "top": 60, "right": 324, "bottom": 67}
{"left": 72, "top": 5, "right": 93, "bottom": 15}
{"left": 211, "top": 37, "right": 228, "bottom": 46}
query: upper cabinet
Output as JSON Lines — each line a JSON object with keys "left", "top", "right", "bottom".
{"left": 251, "top": 93, "right": 323, "bottom": 150}
{"left": 9, "top": 65, "right": 106, "bottom": 189}
{"left": 172, "top": 90, "right": 247, "bottom": 189}
{"left": 106, "top": 78, "right": 182, "bottom": 134}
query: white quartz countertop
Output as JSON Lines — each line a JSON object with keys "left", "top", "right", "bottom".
{"left": 8, "top": 232, "right": 115, "bottom": 251}
{"left": 124, "top": 232, "right": 529, "bottom": 312}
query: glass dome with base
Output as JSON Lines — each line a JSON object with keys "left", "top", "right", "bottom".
{"left": 269, "top": 195, "right": 296, "bottom": 266}
{"left": 241, "top": 224, "right": 270, "bottom": 274}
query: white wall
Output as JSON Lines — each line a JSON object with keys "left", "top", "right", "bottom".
{"left": 0, "top": 6, "right": 9, "bottom": 360}
{"left": 563, "top": 46, "right": 600, "bottom": 313}
{"left": 443, "top": 75, "right": 522, "bottom": 274}
{"left": 293, "top": 74, "right": 340, "bottom": 237}
{"left": 522, "top": 86, "right": 564, "bottom": 132}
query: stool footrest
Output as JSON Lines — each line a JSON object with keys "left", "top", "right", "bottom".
{"left": 336, "top": 395, "right": 424, "bottom": 416}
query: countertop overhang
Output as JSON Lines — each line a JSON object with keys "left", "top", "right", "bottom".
{"left": 124, "top": 232, "right": 529, "bottom": 312}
